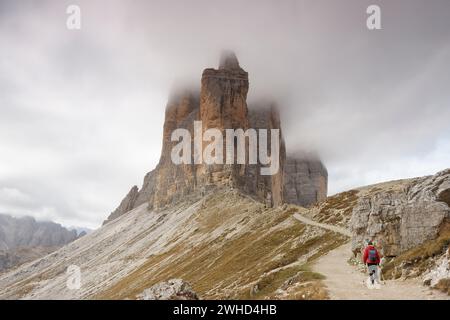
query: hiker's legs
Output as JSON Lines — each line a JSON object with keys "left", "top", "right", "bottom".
{"left": 368, "top": 265, "right": 378, "bottom": 284}
{"left": 373, "top": 267, "right": 378, "bottom": 284}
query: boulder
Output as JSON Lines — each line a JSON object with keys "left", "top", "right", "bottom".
{"left": 422, "top": 247, "right": 450, "bottom": 287}
{"left": 137, "top": 279, "right": 199, "bottom": 300}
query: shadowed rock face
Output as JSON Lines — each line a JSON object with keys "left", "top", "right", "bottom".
{"left": 103, "top": 186, "right": 139, "bottom": 225}
{"left": 103, "top": 170, "right": 158, "bottom": 226}
{"left": 152, "top": 91, "right": 199, "bottom": 209}
{"left": 104, "top": 52, "right": 327, "bottom": 224}
{"left": 200, "top": 53, "right": 249, "bottom": 130}
{"left": 283, "top": 155, "right": 328, "bottom": 207}
{"left": 247, "top": 104, "right": 286, "bottom": 207}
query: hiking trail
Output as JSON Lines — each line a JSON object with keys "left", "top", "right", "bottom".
{"left": 293, "top": 212, "right": 449, "bottom": 300}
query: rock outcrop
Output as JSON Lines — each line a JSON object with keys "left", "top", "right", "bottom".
{"left": 137, "top": 279, "right": 199, "bottom": 300}
{"left": 103, "top": 186, "right": 139, "bottom": 225}
{"left": 423, "top": 247, "right": 450, "bottom": 288}
{"left": 283, "top": 154, "right": 328, "bottom": 207}
{"left": 151, "top": 91, "right": 199, "bottom": 209}
{"left": 350, "top": 169, "right": 450, "bottom": 256}
{"left": 247, "top": 105, "right": 286, "bottom": 207}
{"left": 103, "top": 170, "right": 157, "bottom": 225}
{"left": 103, "top": 52, "right": 327, "bottom": 224}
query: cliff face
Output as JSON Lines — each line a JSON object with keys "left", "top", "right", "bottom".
{"left": 247, "top": 105, "right": 286, "bottom": 207}
{"left": 103, "top": 170, "right": 157, "bottom": 225}
{"left": 283, "top": 155, "right": 328, "bottom": 207}
{"left": 195, "top": 52, "right": 251, "bottom": 193}
{"left": 152, "top": 91, "right": 199, "bottom": 209}
{"left": 104, "top": 52, "right": 327, "bottom": 224}
{"left": 350, "top": 169, "right": 450, "bottom": 257}
{"left": 200, "top": 51, "right": 249, "bottom": 131}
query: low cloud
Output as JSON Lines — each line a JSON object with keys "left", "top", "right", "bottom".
{"left": 1, "top": 0, "right": 449, "bottom": 227}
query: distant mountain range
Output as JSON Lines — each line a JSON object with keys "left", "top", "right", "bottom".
{"left": 67, "top": 226, "right": 93, "bottom": 237}
{"left": 0, "top": 214, "right": 83, "bottom": 272}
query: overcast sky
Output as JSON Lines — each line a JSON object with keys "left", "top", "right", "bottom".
{"left": 1, "top": 0, "right": 449, "bottom": 229}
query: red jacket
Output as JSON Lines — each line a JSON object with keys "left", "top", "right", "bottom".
{"left": 363, "top": 245, "right": 381, "bottom": 264}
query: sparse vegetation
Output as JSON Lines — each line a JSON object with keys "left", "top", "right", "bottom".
{"left": 382, "top": 222, "right": 450, "bottom": 280}
{"left": 247, "top": 264, "right": 326, "bottom": 300}
{"left": 308, "top": 190, "right": 360, "bottom": 227}
{"left": 5, "top": 175, "right": 447, "bottom": 300}
{"left": 434, "top": 278, "right": 450, "bottom": 295}
{"left": 94, "top": 191, "right": 347, "bottom": 300}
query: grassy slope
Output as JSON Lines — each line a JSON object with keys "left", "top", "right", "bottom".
{"left": 306, "top": 176, "right": 450, "bottom": 296}
{"left": 95, "top": 191, "right": 347, "bottom": 300}
{"left": 5, "top": 175, "right": 445, "bottom": 299}
{"left": 95, "top": 180, "right": 413, "bottom": 300}
{"left": 382, "top": 221, "right": 450, "bottom": 294}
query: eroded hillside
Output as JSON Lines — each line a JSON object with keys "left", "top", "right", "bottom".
{"left": 1, "top": 170, "right": 448, "bottom": 299}
{"left": 0, "top": 189, "right": 346, "bottom": 300}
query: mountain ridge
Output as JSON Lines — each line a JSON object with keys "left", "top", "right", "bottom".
{"left": 0, "top": 170, "right": 448, "bottom": 299}
{"left": 0, "top": 213, "right": 80, "bottom": 272}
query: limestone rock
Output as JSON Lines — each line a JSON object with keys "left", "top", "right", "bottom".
{"left": 194, "top": 51, "right": 250, "bottom": 195}
{"left": 103, "top": 170, "right": 156, "bottom": 225}
{"left": 137, "top": 279, "right": 199, "bottom": 300}
{"left": 104, "top": 52, "right": 327, "bottom": 222}
{"left": 200, "top": 54, "right": 248, "bottom": 130}
{"left": 149, "top": 53, "right": 290, "bottom": 210}
{"left": 283, "top": 154, "right": 328, "bottom": 207}
{"left": 350, "top": 169, "right": 450, "bottom": 256}
{"left": 151, "top": 91, "right": 199, "bottom": 209}
{"left": 422, "top": 247, "right": 450, "bottom": 287}
{"left": 247, "top": 104, "right": 286, "bottom": 207}
{"left": 135, "top": 170, "right": 157, "bottom": 208}
{"left": 219, "top": 50, "right": 242, "bottom": 70}
{"left": 103, "top": 186, "right": 139, "bottom": 225}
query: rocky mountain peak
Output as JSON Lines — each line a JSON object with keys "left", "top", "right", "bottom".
{"left": 0, "top": 214, "right": 80, "bottom": 271}
{"left": 219, "top": 50, "right": 241, "bottom": 70}
{"left": 104, "top": 53, "right": 328, "bottom": 224}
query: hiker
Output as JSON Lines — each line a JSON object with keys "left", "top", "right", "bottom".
{"left": 362, "top": 241, "right": 381, "bottom": 286}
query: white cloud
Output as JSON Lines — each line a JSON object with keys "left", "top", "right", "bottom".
{"left": 0, "top": 187, "right": 33, "bottom": 206}
{"left": 1, "top": 0, "right": 449, "bottom": 228}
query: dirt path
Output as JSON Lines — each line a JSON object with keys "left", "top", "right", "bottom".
{"left": 314, "top": 242, "right": 448, "bottom": 300}
{"left": 293, "top": 213, "right": 351, "bottom": 237}
{"left": 293, "top": 212, "right": 449, "bottom": 300}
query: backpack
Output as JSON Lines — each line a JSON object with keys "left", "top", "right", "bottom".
{"left": 368, "top": 248, "right": 378, "bottom": 263}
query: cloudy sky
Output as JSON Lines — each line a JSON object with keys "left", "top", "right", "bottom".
{"left": 1, "top": 0, "right": 449, "bottom": 229}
